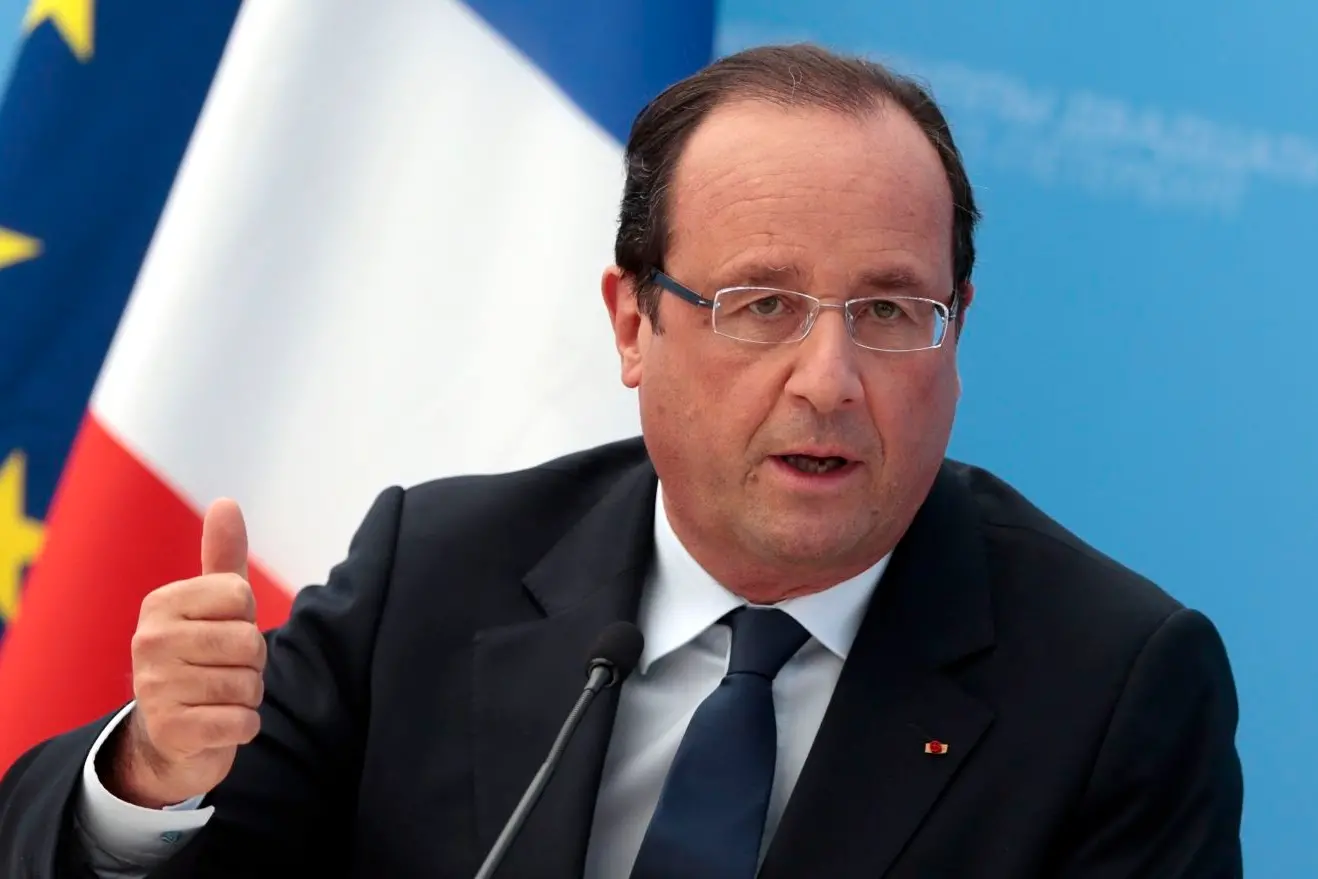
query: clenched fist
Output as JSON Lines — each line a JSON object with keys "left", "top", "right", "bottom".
{"left": 105, "top": 499, "right": 268, "bottom": 809}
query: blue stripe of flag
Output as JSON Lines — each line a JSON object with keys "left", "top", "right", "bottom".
{"left": 462, "top": 0, "right": 715, "bottom": 144}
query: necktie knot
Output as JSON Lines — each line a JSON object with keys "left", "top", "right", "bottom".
{"left": 725, "top": 607, "right": 810, "bottom": 680}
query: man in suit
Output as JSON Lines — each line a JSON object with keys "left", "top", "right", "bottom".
{"left": 0, "top": 44, "right": 1243, "bottom": 878}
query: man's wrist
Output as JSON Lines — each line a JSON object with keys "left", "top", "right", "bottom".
{"left": 95, "top": 709, "right": 181, "bottom": 810}
{"left": 77, "top": 703, "right": 214, "bottom": 869}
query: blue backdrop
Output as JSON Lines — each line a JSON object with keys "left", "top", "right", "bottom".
{"left": 719, "top": 1, "right": 1316, "bottom": 875}
{"left": 0, "top": 0, "right": 1310, "bottom": 874}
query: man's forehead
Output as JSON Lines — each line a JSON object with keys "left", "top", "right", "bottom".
{"left": 671, "top": 100, "right": 951, "bottom": 213}
{"left": 665, "top": 100, "right": 955, "bottom": 274}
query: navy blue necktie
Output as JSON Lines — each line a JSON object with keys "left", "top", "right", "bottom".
{"left": 629, "top": 607, "right": 810, "bottom": 879}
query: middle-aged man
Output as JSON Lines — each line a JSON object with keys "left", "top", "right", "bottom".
{"left": 0, "top": 44, "right": 1243, "bottom": 879}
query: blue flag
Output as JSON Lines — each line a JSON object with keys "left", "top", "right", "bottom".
{"left": 0, "top": 1, "right": 240, "bottom": 642}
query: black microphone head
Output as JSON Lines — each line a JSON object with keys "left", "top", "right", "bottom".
{"left": 586, "top": 621, "right": 644, "bottom": 687}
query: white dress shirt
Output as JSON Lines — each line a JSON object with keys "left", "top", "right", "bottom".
{"left": 77, "top": 485, "right": 888, "bottom": 878}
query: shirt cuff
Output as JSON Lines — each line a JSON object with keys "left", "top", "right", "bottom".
{"left": 75, "top": 702, "right": 214, "bottom": 868}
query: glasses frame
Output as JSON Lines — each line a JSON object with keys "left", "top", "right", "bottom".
{"left": 649, "top": 270, "right": 960, "bottom": 353}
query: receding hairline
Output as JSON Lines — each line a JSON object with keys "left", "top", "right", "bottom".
{"left": 662, "top": 94, "right": 959, "bottom": 250}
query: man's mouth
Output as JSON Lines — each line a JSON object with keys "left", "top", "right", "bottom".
{"left": 776, "top": 454, "right": 852, "bottom": 474}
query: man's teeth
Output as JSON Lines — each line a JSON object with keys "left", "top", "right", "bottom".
{"left": 781, "top": 454, "right": 848, "bottom": 474}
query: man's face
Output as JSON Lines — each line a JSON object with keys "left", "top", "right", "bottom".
{"left": 604, "top": 100, "right": 970, "bottom": 596}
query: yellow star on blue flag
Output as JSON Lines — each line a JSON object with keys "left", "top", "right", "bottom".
{"left": 0, "top": 228, "right": 42, "bottom": 270}
{"left": 0, "top": 451, "right": 44, "bottom": 625}
{"left": 22, "top": 0, "right": 95, "bottom": 62}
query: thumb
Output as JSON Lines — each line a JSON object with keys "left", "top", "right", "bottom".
{"left": 201, "top": 498, "right": 249, "bottom": 580}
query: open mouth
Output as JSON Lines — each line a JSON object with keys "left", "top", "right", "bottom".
{"left": 776, "top": 454, "right": 853, "bottom": 474}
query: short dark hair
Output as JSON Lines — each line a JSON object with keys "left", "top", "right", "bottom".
{"left": 614, "top": 44, "right": 980, "bottom": 328}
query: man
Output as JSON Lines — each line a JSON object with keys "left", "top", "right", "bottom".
{"left": 0, "top": 44, "right": 1243, "bottom": 878}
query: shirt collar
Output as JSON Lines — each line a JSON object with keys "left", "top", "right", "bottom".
{"left": 637, "top": 483, "right": 889, "bottom": 675}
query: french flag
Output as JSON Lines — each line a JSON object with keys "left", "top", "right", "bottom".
{"left": 0, "top": 0, "right": 714, "bottom": 772}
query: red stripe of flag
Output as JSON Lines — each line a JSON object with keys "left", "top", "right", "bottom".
{"left": 0, "top": 415, "right": 292, "bottom": 773}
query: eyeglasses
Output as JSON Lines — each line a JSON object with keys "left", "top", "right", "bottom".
{"left": 650, "top": 271, "right": 958, "bottom": 353}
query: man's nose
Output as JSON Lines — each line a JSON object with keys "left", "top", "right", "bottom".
{"left": 783, "top": 307, "right": 864, "bottom": 414}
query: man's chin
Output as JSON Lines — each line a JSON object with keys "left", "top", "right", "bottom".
{"left": 743, "top": 517, "right": 880, "bottom": 569}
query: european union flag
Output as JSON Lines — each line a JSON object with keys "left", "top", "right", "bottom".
{"left": 0, "top": 1, "right": 240, "bottom": 643}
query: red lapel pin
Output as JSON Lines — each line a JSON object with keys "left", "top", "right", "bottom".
{"left": 924, "top": 740, "right": 948, "bottom": 755}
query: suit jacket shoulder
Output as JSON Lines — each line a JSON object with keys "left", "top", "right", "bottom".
{"left": 394, "top": 436, "right": 650, "bottom": 551}
{"left": 380, "top": 436, "right": 653, "bottom": 621}
{"left": 949, "top": 458, "right": 1186, "bottom": 649}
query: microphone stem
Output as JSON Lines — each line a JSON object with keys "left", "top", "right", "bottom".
{"left": 473, "top": 665, "right": 614, "bottom": 879}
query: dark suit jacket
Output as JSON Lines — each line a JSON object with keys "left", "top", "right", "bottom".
{"left": 0, "top": 437, "right": 1243, "bottom": 878}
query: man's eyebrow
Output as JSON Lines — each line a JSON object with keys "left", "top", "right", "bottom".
{"left": 711, "top": 262, "right": 933, "bottom": 293}
{"left": 714, "top": 263, "right": 800, "bottom": 288}
{"left": 854, "top": 266, "right": 928, "bottom": 292}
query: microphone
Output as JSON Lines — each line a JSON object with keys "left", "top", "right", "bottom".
{"left": 473, "top": 621, "right": 644, "bottom": 879}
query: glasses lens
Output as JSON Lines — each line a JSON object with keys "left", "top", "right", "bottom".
{"left": 848, "top": 297, "right": 948, "bottom": 351}
{"left": 713, "top": 288, "right": 813, "bottom": 344}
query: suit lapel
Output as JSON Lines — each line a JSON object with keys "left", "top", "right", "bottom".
{"left": 761, "top": 462, "right": 997, "bottom": 879}
{"left": 471, "top": 461, "right": 657, "bottom": 877}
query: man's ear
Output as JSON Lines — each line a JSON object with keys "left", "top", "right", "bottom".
{"left": 602, "top": 266, "right": 646, "bottom": 389}
{"left": 955, "top": 280, "right": 974, "bottom": 338}
{"left": 952, "top": 281, "right": 973, "bottom": 399}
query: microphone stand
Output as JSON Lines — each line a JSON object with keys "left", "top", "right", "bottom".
{"left": 472, "top": 662, "right": 615, "bottom": 879}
